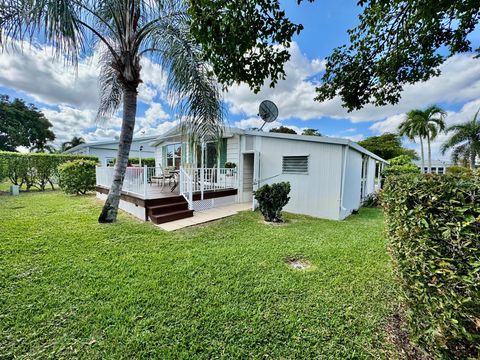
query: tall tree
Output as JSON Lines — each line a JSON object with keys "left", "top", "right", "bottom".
{"left": 358, "top": 133, "right": 418, "bottom": 160}
{"left": 0, "top": 95, "right": 55, "bottom": 151}
{"left": 269, "top": 126, "right": 297, "bottom": 135}
{"left": 61, "top": 136, "right": 86, "bottom": 152}
{"left": 302, "top": 128, "right": 321, "bottom": 136}
{"left": 1, "top": 0, "right": 223, "bottom": 223}
{"left": 441, "top": 109, "right": 480, "bottom": 170}
{"left": 316, "top": 1, "right": 480, "bottom": 111}
{"left": 398, "top": 106, "right": 446, "bottom": 173}
{"left": 188, "top": 0, "right": 313, "bottom": 92}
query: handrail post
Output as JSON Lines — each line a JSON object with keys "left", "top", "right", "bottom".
{"left": 200, "top": 167, "right": 204, "bottom": 200}
{"left": 143, "top": 165, "right": 148, "bottom": 198}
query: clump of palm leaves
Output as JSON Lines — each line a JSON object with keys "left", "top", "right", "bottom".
{"left": 0, "top": 0, "right": 224, "bottom": 222}
{"left": 441, "top": 109, "right": 480, "bottom": 170}
{"left": 398, "top": 105, "right": 446, "bottom": 174}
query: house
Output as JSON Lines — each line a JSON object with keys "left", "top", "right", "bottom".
{"left": 64, "top": 136, "right": 156, "bottom": 166}
{"left": 413, "top": 159, "right": 454, "bottom": 174}
{"left": 95, "top": 126, "right": 387, "bottom": 224}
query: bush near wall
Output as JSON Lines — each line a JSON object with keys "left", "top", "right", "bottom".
{"left": 0, "top": 151, "right": 98, "bottom": 190}
{"left": 109, "top": 157, "right": 156, "bottom": 167}
{"left": 58, "top": 160, "right": 97, "bottom": 195}
{"left": 382, "top": 174, "right": 480, "bottom": 358}
{"left": 254, "top": 182, "right": 291, "bottom": 222}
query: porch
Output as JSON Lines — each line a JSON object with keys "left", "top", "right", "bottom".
{"left": 95, "top": 166, "right": 242, "bottom": 224}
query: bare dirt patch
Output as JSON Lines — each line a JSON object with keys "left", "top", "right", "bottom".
{"left": 385, "top": 307, "right": 430, "bottom": 359}
{"left": 285, "top": 256, "right": 311, "bottom": 270}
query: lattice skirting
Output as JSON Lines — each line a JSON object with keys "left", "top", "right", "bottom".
{"left": 192, "top": 195, "right": 237, "bottom": 212}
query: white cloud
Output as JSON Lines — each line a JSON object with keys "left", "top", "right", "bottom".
{"left": 225, "top": 43, "right": 480, "bottom": 126}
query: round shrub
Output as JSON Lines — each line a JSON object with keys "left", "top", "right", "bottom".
{"left": 58, "top": 159, "right": 97, "bottom": 195}
{"left": 254, "top": 182, "right": 291, "bottom": 222}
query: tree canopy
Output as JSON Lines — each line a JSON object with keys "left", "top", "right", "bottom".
{"left": 316, "top": 1, "right": 480, "bottom": 111}
{"left": 0, "top": 95, "right": 55, "bottom": 152}
{"left": 189, "top": 0, "right": 313, "bottom": 92}
{"left": 269, "top": 126, "right": 297, "bottom": 135}
{"left": 302, "top": 128, "right": 321, "bottom": 136}
{"left": 358, "top": 133, "right": 418, "bottom": 160}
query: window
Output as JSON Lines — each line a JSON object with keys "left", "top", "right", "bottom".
{"left": 438, "top": 167, "right": 444, "bottom": 175}
{"left": 166, "top": 143, "right": 182, "bottom": 168}
{"left": 282, "top": 155, "right": 308, "bottom": 174}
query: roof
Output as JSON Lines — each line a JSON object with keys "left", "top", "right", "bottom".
{"left": 413, "top": 159, "right": 454, "bottom": 167}
{"left": 150, "top": 125, "right": 388, "bottom": 163}
{"left": 64, "top": 135, "right": 158, "bottom": 154}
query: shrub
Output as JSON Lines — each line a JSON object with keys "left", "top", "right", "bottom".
{"left": 58, "top": 160, "right": 97, "bottom": 195}
{"left": 0, "top": 151, "right": 97, "bottom": 190}
{"left": 362, "top": 191, "right": 381, "bottom": 207}
{"left": 446, "top": 165, "right": 472, "bottom": 176}
{"left": 254, "top": 182, "right": 291, "bottom": 222}
{"left": 224, "top": 161, "right": 237, "bottom": 168}
{"left": 382, "top": 155, "right": 420, "bottom": 177}
{"left": 128, "top": 157, "right": 155, "bottom": 167}
{"left": 382, "top": 174, "right": 480, "bottom": 358}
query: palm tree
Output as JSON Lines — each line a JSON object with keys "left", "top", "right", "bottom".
{"left": 61, "top": 136, "right": 86, "bottom": 152}
{"left": 0, "top": 0, "right": 223, "bottom": 223}
{"left": 441, "top": 109, "right": 480, "bottom": 170}
{"left": 398, "top": 106, "right": 446, "bottom": 173}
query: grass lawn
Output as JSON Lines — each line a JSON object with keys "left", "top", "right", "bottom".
{"left": 0, "top": 191, "right": 398, "bottom": 359}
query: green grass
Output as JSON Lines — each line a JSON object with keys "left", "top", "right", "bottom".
{"left": 0, "top": 191, "right": 397, "bottom": 359}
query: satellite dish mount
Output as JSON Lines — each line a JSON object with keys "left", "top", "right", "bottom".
{"left": 258, "top": 100, "right": 278, "bottom": 130}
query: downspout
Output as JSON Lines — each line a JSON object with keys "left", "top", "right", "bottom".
{"left": 339, "top": 144, "right": 349, "bottom": 219}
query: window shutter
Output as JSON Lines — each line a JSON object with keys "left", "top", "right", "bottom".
{"left": 219, "top": 138, "right": 227, "bottom": 167}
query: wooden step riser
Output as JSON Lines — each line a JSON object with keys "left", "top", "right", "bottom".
{"left": 148, "top": 203, "right": 189, "bottom": 216}
{"left": 149, "top": 210, "right": 194, "bottom": 224}
{"left": 144, "top": 195, "right": 186, "bottom": 207}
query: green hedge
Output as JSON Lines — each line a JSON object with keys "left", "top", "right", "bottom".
{"left": 58, "top": 159, "right": 97, "bottom": 195}
{"left": 0, "top": 151, "right": 98, "bottom": 191}
{"left": 128, "top": 157, "right": 155, "bottom": 167}
{"left": 254, "top": 182, "right": 291, "bottom": 222}
{"left": 382, "top": 174, "right": 480, "bottom": 358}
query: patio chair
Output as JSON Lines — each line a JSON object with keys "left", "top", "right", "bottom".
{"left": 160, "top": 166, "right": 176, "bottom": 190}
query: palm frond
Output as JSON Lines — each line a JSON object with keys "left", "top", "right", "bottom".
{"left": 96, "top": 45, "right": 123, "bottom": 122}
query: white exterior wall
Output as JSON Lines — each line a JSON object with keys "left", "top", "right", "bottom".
{"left": 70, "top": 139, "right": 155, "bottom": 165}
{"left": 365, "top": 157, "right": 377, "bottom": 196}
{"left": 341, "top": 148, "right": 362, "bottom": 219}
{"left": 226, "top": 135, "right": 241, "bottom": 166}
{"left": 253, "top": 136, "right": 344, "bottom": 220}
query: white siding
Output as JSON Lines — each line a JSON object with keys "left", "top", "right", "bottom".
{"left": 254, "top": 137, "right": 343, "bottom": 220}
{"left": 341, "top": 149, "right": 362, "bottom": 219}
{"left": 365, "top": 157, "right": 376, "bottom": 196}
{"left": 226, "top": 135, "right": 241, "bottom": 166}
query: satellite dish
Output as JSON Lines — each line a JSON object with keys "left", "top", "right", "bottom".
{"left": 258, "top": 100, "right": 278, "bottom": 130}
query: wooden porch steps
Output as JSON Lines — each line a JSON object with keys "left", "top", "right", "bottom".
{"left": 146, "top": 195, "right": 194, "bottom": 224}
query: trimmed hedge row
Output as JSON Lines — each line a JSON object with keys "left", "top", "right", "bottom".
{"left": 0, "top": 151, "right": 98, "bottom": 190}
{"left": 382, "top": 174, "right": 479, "bottom": 358}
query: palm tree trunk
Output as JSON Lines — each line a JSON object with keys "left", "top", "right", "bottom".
{"left": 98, "top": 86, "right": 138, "bottom": 223}
{"left": 419, "top": 136, "right": 425, "bottom": 173}
{"left": 470, "top": 151, "right": 476, "bottom": 170}
{"left": 427, "top": 134, "right": 432, "bottom": 174}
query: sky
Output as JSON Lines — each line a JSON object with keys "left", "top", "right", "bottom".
{"left": 0, "top": 1, "right": 479, "bottom": 160}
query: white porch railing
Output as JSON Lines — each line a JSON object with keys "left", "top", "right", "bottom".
{"left": 96, "top": 166, "right": 163, "bottom": 198}
{"left": 96, "top": 166, "right": 238, "bottom": 201}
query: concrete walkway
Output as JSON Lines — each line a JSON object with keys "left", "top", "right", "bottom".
{"left": 156, "top": 202, "right": 252, "bottom": 231}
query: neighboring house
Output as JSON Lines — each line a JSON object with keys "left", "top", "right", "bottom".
{"left": 95, "top": 126, "right": 387, "bottom": 224}
{"left": 413, "top": 160, "right": 454, "bottom": 174}
{"left": 64, "top": 136, "right": 156, "bottom": 165}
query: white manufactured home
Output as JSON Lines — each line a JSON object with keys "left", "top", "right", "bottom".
{"left": 95, "top": 126, "right": 387, "bottom": 224}
{"left": 65, "top": 136, "right": 156, "bottom": 166}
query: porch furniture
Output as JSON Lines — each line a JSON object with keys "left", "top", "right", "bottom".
{"left": 150, "top": 166, "right": 176, "bottom": 190}
{"left": 169, "top": 169, "right": 180, "bottom": 192}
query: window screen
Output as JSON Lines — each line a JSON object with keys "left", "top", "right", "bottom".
{"left": 282, "top": 155, "right": 309, "bottom": 174}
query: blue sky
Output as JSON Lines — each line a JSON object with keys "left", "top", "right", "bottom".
{"left": 0, "top": 1, "right": 479, "bottom": 159}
